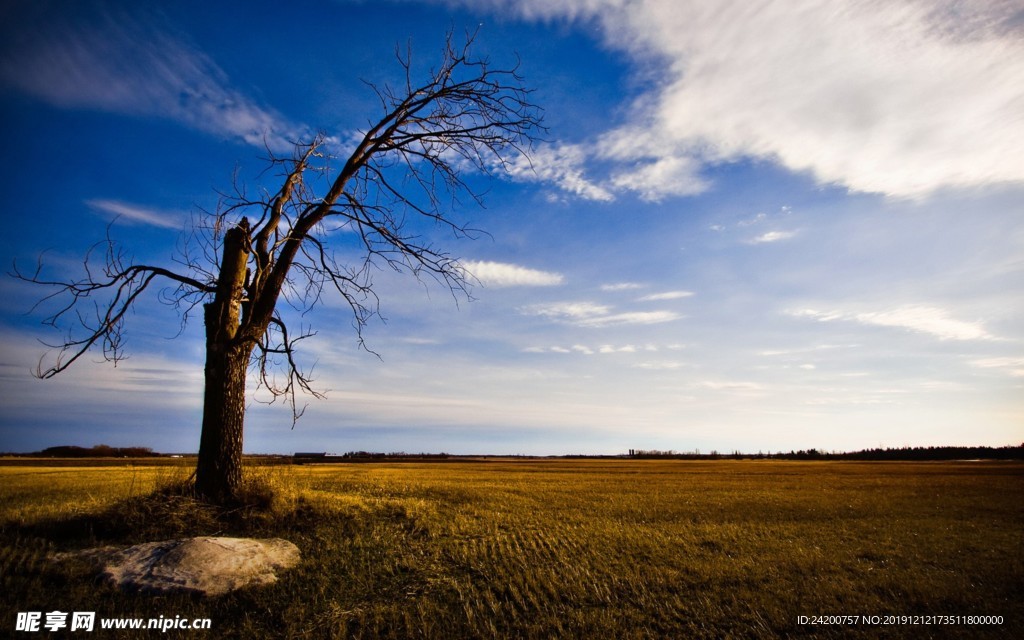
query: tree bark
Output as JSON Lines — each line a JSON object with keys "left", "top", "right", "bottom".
{"left": 195, "top": 221, "right": 252, "bottom": 503}
{"left": 195, "top": 342, "right": 249, "bottom": 502}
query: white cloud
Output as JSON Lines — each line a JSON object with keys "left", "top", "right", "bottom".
{"left": 793, "top": 305, "right": 996, "bottom": 341}
{"left": 747, "top": 230, "right": 798, "bottom": 244}
{"left": 598, "top": 344, "right": 637, "bottom": 354}
{"left": 576, "top": 310, "right": 682, "bottom": 327}
{"left": 792, "top": 309, "right": 846, "bottom": 323}
{"left": 507, "top": 143, "right": 614, "bottom": 201}
{"left": 0, "top": 6, "right": 302, "bottom": 150}
{"left": 601, "top": 282, "right": 645, "bottom": 292}
{"left": 447, "top": 0, "right": 1024, "bottom": 199}
{"left": 528, "top": 342, "right": 677, "bottom": 355}
{"left": 528, "top": 344, "right": 604, "bottom": 354}
{"left": 461, "top": 260, "right": 565, "bottom": 287}
{"left": 86, "top": 199, "right": 184, "bottom": 230}
{"left": 524, "top": 301, "right": 610, "bottom": 320}
{"left": 608, "top": 154, "right": 708, "bottom": 201}
{"left": 638, "top": 290, "right": 694, "bottom": 301}
{"left": 854, "top": 307, "right": 994, "bottom": 341}
{"left": 523, "top": 301, "right": 682, "bottom": 327}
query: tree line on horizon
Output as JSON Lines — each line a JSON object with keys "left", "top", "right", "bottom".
{"left": 624, "top": 444, "right": 1024, "bottom": 461}
{"left": 16, "top": 445, "right": 156, "bottom": 458}
{"left": 6, "top": 444, "right": 1023, "bottom": 461}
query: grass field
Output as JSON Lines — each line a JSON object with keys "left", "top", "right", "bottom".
{"left": 1, "top": 459, "right": 1021, "bottom": 638}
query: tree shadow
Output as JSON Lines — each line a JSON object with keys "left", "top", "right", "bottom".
{"left": 0, "top": 477, "right": 332, "bottom": 552}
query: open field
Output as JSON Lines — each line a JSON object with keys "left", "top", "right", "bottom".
{"left": 2, "top": 459, "right": 1022, "bottom": 638}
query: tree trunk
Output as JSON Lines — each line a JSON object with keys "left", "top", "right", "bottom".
{"left": 195, "top": 343, "right": 249, "bottom": 502}
{"left": 195, "top": 221, "right": 251, "bottom": 503}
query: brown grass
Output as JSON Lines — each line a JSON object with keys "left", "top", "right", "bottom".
{"left": 1, "top": 459, "right": 1021, "bottom": 638}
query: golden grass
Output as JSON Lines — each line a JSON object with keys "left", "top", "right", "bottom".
{"left": 2, "top": 459, "right": 1021, "bottom": 638}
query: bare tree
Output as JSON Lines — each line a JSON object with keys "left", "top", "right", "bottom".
{"left": 13, "top": 32, "right": 542, "bottom": 503}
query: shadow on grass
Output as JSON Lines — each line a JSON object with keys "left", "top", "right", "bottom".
{"left": 2, "top": 475, "right": 447, "bottom": 638}
{"left": 0, "top": 480, "right": 404, "bottom": 637}
{"left": 0, "top": 476, "right": 356, "bottom": 551}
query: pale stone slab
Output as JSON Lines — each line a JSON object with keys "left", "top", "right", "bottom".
{"left": 57, "top": 537, "right": 300, "bottom": 596}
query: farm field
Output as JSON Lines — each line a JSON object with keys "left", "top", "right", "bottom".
{"left": 1, "top": 459, "right": 1021, "bottom": 638}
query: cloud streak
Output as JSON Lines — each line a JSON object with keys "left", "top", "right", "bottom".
{"left": 525, "top": 342, "right": 679, "bottom": 355}
{"left": 793, "top": 305, "right": 996, "bottom": 341}
{"left": 601, "top": 282, "right": 645, "bottom": 292}
{"left": 523, "top": 301, "right": 682, "bottom": 327}
{"left": 747, "top": 230, "right": 797, "bottom": 244}
{"left": 0, "top": 4, "right": 302, "bottom": 150}
{"left": 86, "top": 199, "right": 184, "bottom": 230}
{"left": 506, "top": 143, "right": 614, "bottom": 202}
{"left": 638, "top": 290, "right": 694, "bottom": 301}
{"left": 462, "top": 260, "right": 565, "bottom": 287}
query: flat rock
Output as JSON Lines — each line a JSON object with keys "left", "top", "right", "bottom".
{"left": 57, "top": 537, "right": 301, "bottom": 596}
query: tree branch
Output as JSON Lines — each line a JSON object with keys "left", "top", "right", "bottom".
{"left": 19, "top": 28, "right": 543, "bottom": 424}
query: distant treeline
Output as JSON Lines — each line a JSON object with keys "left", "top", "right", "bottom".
{"left": 625, "top": 445, "right": 1024, "bottom": 461}
{"left": 22, "top": 445, "right": 158, "bottom": 458}
{"left": 7, "top": 444, "right": 1022, "bottom": 462}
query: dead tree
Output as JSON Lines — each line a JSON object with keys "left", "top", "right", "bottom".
{"left": 13, "top": 33, "right": 542, "bottom": 503}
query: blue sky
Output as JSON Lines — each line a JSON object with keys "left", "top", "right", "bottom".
{"left": 1, "top": 0, "right": 1021, "bottom": 455}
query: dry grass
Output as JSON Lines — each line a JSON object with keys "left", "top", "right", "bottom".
{"left": 1, "top": 459, "right": 1021, "bottom": 638}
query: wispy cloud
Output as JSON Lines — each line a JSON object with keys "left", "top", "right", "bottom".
{"left": 601, "top": 282, "right": 645, "bottom": 292}
{"left": 578, "top": 311, "right": 682, "bottom": 327}
{"left": 638, "top": 290, "right": 694, "bottom": 301}
{"left": 607, "top": 153, "right": 709, "bottom": 202}
{"left": 85, "top": 199, "right": 184, "bottom": 230}
{"left": 523, "top": 302, "right": 610, "bottom": 320}
{"left": 599, "top": 344, "right": 638, "bottom": 354}
{"left": 793, "top": 305, "right": 996, "bottom": 341}
{"left": 448, "top": 0, "right": 1024, "bottom": 199}
{"left": 506, "top": 143, "right": 614, "bottom": 202}
{"left": 747, "top": 230, "right": 798, "bottom": 244}
{"left": 522, "top": 302, "right": 681, "bottom": 327}
{"left": 853, "top": 307, "right": 995, "bottom": 341}
{"left": 0, "top": 5, "right": 302, "bottom": 150}
{"left": 525, "top": 342, "right": 672, "bottom": 355}
{"left": 461, "top": 260, "right": 565, "bottom": 288}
